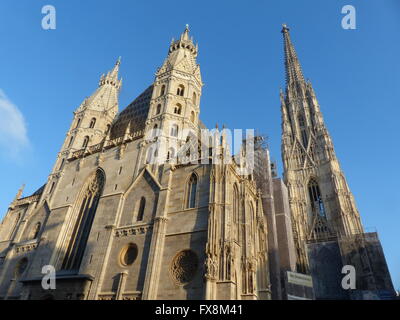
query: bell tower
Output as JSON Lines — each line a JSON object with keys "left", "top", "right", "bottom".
{"left": 43, "top": 59, "right": 121, "bottom": 200}
{"left": 144, "top": 25, "right": 203, "bottom": 163}
{"left": 279, "top": 25, "right": 364, "bottom": 273}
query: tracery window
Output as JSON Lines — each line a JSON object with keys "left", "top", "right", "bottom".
{"left": 186, "top": 173, "right": 197, "bottom": 209}
{"left": 61, "top": 169, "right": 105, "bottom": 271}
{"left": 170, "top": 250, "right": 198, "bottom": 284}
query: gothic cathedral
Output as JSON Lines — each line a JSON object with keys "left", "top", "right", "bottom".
{"left": 0, "top": 26, "right": 395, "bottom": 300}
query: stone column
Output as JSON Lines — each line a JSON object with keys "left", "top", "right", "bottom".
{"left": 141, "top": 216, "right": 169, "bottom": 299}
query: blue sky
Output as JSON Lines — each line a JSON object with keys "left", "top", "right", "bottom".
{"left": 0, "top": 0, "right": 399, "bottom": 290}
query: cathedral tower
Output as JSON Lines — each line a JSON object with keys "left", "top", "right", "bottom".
{"left": 279, "top": 24, "right": 364, "bottom": 274}
{"left": 280, "top": 25, "right": 395, "bottom": 300}
{"left": 43, "top": 59, "right": 121, "bottom": 203}
{"left": 143, "top": 25, "right": 203, "bottom": 165}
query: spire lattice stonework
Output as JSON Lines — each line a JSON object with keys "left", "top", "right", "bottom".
{"left": 280, "top": 25, "right": 364, "bottom": 273}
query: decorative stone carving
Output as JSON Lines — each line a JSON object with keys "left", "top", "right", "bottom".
{"left": 170, "top": 250, "right": 198, "bottom": 284}
{"left": 15, "top": 242, "right": 38, "bottom": 253}
{"left": 114, "top": 225, "right": 152, "bottom": 237}
{"left": 205, "top": 253, "right": 218, "bottom": 281}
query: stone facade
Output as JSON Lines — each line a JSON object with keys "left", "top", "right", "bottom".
{"left": 0, "top": 25, "right": 394, "bottom": 301}
{"left": 0, "top": 27, "right": 274, "bottom": 300}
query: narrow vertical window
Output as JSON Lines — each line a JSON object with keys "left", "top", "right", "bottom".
{"left": 177, "top": 85, "right": 185, "bottom": 96}
{"left": 58, "top": 158, "right": 65, "bottom": 171}
{"left": 174, "top": 104, "right": 182, "bottom": 115}
{"left": 192, "top": 92, "right": 197, "bottom": 105}
{"left": 137, "top": 197, "right": 146, "bottom": 221}
{"left": 308, "top": 179, "right": 325, "bottom": 217}
{"left": 160, "top": 85, "right": 166, "bottom": 96}
{"left": 48, "top": 182, "right": 55, "bottom": 194}
{"left": 89, "top": 118, "right": 96, "bottom": 129}
{"left": 156, "top": 104, "right": 161, "bottom": 115}
{"left": 82, "top": 136, "right": 89, "bottom": 148}
{"left": 301, "top": 129, "right": 308, "bottom": 147}
{"left": 186, "top": 174, "right": 198, "bottom": 209}
{"left": 68, "top": 136, "right": 74, "bottom": 148}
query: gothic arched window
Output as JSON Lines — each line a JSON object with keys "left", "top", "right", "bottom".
{"left": 137, "top": 197, "right": 146, "bottom": 222}
{"left": 89, "top": 118, "right": 96, "bottom": 129}
{"left": 68, "top": 136, "right": 74, "bottom": 148}
{"left": 156, "top": 104, "right": 161, "bottom": 115}
{"left": 61, "top": 169, "right": 105, "bottom": 271}
{"left": 233, "top": 184, "right": 240, "bottom": 241}
{"left": 192, "top": 92, "right": 197, "bottom": 105}
{"left": 82, "top": 136, "right": 89, "bottom": 148}
{"left": 177, "top": 85, "right": 185, "bottom": 96}
{"left": 174, "top": 104, "right": 182, "bottom": 115}
{"left": 233, "top": 184, "right": 239, "bottom": 224}
{"left": 190, "top": 111, "right": 195, "bottom": 123}
{"left": 186, "top": 173, "right": 198, "bottom": 209}
{"left": 75, "top": 118, "right": 81, "bottom": 129}
{"left": 58, "top": 158, "right": 65, "bottom": 171}
{"left": 298, "top": 115, "right": 308, "bottom": 147}
{"left": 308, "top": 179, "right": 326, "bottom": 217}
{"left": 160, "top": 85, "right": 166, "bottom": 96}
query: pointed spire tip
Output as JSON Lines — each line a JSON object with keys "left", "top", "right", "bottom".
{"left": 282, "top": 23, "right": 290, "bottom": 33}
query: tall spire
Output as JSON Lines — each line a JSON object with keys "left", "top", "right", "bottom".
{"left": 99, "top": 57, "right": 122, "bottom": 90}
{"left": 281, "top": 24, "right": 305, "bottom": 86}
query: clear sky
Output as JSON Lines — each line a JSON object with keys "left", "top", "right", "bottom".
{"left": 0, "top": 0, "right": 398, "bottom": 290}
